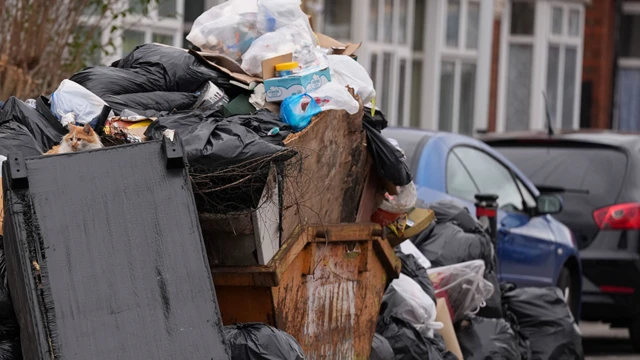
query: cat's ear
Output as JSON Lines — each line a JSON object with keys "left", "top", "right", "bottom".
{"left": 82, "top": 124, "right": 93, "bottom": 135}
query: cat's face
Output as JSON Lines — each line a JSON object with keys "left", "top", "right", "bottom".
{"left": 63, "top": 124, "right": 102, "bottom": 152}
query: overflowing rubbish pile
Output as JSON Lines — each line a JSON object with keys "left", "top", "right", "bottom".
{"left": 0, "top": 0, "right": 585, "bottom": 359}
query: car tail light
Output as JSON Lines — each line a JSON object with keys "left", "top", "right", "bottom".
{"left": 593, "top": 203, "right": 640, "bottom": 230}
{"left": 600, "top": 285, "right": 635, "bottom": 294}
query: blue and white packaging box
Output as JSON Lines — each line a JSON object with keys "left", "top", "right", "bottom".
{"left": 264, "top": 67, "right": 331, "bottom": 103}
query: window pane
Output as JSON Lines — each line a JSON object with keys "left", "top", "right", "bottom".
{"left": 122, "top": 30, "right": 145, "bottom": 56}
{"left": 446, "top": 153, "right": 479, "bottom": 202}
{"left": 413, "top": 0, "right": 426, "bottom": 51}
{"left": 506, "top": 44, "right": 533, "bottom": 131}
{"left": 459, "top": 63, "right": 476, "bottom": 135}
{"left": 466, "top": 2, "right": 480, "bottom": 49}
{"left": 398, "top": 59, "right": 407, "bottom": 125}
{"left": 398, "top": 0, "right": 408, "bottom": 45}
{"left": 324, "top": 0, "right": 352, "bottom": 40}
{"left": 446, "top": 0, "right": 460, "bottom": 48}
{"left": 439, "top": 61, "right": 455, "bottom": 132}
{"left": 621, "top": 14, "right": 640, "bottom": 58}
{"left": 546, "top": 45, "right": 560, "bottom": 125}
{"left": 550, "top": 7, "right": 562, "bottom": 35}
{"left": 158, "top": 0, "right": 177, "bottom": 18}
{"left": 454, "top": 147, "right": 525, "bottom": 212}
{"left": 384, "top": 0, "right": 393, "bottom": 43}
{"left": 568, "top": 9, "right": 580, "bottom": 36}
{"left": 153, "top": 33, "right": 174, "bottom": 46}
{"left": 382, "top": 53, "right": 392, "bottom": 112}
{"left": 562, "top": 47, "right": 577, "bottom": 129}
{"left": 616, "top": 68, "right": 640, "bottom": 131}
{"left": 516, "top": 178, "right": 536, "bottom": 209}
{"left": 129, "top": 0, "right": 147, "bottom": 14}
{"left": 369, "top": 0, "right": 379, "bottom": 41}
{"left": 184, "top": 0, "right": 205, "bottom": 22}
{"left": 410, "top": 60, "right": 423, "bottom": 128}
{"left": 510, "top": 1, "right": 535, "bottom": 35}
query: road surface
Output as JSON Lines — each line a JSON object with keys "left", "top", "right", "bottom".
{"left": 582, "top": 322, "right": 639, "bottom": 359}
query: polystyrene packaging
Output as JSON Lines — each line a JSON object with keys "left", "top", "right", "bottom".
{"left": 428, "top": 260, "right": 495, "bottom": 323}
{"left": 186, "top": 0, "right": 260, "bottom": 62}
{"left": 50, "top": 79, "right": 107, "bottom": 124}
{"left": 241, "top": 19, "right": 318, "bottom": 76}
{"left": 328, "top": 55, "right": 377, "bottom": 104}
{"left": 308, "top": 83, "right": 360, "bottom": 115}
{"left": 382, "top": 274, "right": 443, "bottom": 338}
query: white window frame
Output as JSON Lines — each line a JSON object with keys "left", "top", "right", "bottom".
{"left": 497, "top": 0, "right": 586, "bottom": 132}
{"left": 422, "top": 0, "right": 494, "bottom": 133}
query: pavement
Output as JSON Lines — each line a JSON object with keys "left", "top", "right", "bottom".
{"left": 582, "top": 322, "right": 639, "bottom": 359}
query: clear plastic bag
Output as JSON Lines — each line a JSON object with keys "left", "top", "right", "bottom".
{"left": 186, "top": 0, "right": 260, "bottom": 62}
{"left": 50, "top": 80, "right": 108, "bottom": 124}
{"left": 280, "top": 94, "right": 322, "bottom": 132}
{"left": 241, "top": 19, "right": 318, "bottom": 76}
{"left": 427, "top": 260, "right": 495, "bottom": 323}
{"left": 257, "top": 0, "right": 314, "bottom": 35}
{"left": 379, "top": 181, "right": 417, "bottom": 214}
{"left": 328, "top": 55, "right": 377, "bottom": 104}
{"left": 381, "top": 274, "right": 443, "bottom": 338}
{"left": 308, "top": 83, "right": 360, "bottom": 115}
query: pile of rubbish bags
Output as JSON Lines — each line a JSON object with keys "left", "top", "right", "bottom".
{"left": 370, "top": 199, "right": 584, "bottom": 360}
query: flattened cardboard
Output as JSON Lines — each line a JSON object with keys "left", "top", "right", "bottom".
{"left": 315, "top": 33, "right": 361, "bottom": 55}
{"left": 435, "top": 298, "right": 464, "bottom": 360}
{"left": 261, "top": 53, "right": 294, "bottom": 80}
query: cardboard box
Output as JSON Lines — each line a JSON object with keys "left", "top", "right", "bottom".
{"left": 264, "top": 67, "right": 331, "bottom": 102}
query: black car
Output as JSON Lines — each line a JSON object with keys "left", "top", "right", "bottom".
{"left": 481, "top": 131, "right": 640, "bottom": 350}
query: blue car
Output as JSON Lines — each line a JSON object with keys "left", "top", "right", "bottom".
{"left": 383, "top": 128, "right": 582, "bottom": 317}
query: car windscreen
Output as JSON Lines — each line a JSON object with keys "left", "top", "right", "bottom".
{"left": 493, "top": 145, "right": 628, "bottom": 247}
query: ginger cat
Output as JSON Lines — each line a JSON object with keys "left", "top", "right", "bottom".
{"left": 45, "top": 124, "right": 103, "bottom": 155}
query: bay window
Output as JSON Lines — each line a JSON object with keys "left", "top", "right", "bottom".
{"left": 616, "top": 2, "right": 640, "bottom": 131}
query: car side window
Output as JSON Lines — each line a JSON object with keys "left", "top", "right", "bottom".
{"left": 453, "top": 146, "right": 526, "bottom": 212}
{"left": 516, "top": 177, "right": 537, "bottom": 209}
{"left": 446, "top": 152, "right": 479, "bottom": 202}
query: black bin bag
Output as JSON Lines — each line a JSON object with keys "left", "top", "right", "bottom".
{"left": 370, "top": 333, "right": 394, "bottom": 360}
{"left": 502, "top": 286, "right": 583, "bottom": 360}
{"left": 456, "top": 316, "right": 520, "bottom": 360}
{"left": 69, "top": 64, "right": 172, "bottom": 97}
{"left": 363, "top": 121, "right": 412, "bottom": 186}
{"left": 376, "top": 316, "right": 457, "bottom": 360}
{"left": 0, "top": 97, "right": 64, "bottom": 151}
{"left": 224, "top": 323, "right": 305, "bottom": 360}
{"left": 395, "top": 251, "right": 436, "bottom": 303}
{"left": 102, "top": 91, "right": 199, "bottom": 115}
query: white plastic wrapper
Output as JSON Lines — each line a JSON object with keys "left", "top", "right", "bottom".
{"left": 257, "top": 0, "right": 314, "bottom": 35}
{"left": 428, "top": 260, "right": 495, "bottom": 323}
{"left": 50, "top": 80, "right": 107, "bottom": 124}
{"left": 240, "top": 19, "right": 319, "bottom": 76}
{"left": 308, "top": 82, "right": 360, "bottom": 115}
{"left": 186, "top": 0, "right": 260, "bottom": 62}
{"left": 379, "top": 181, "right": 417, "bottom": 214}
{"left": 382, "top": 274, "right": 443, "bottom": 338}
{"left": 328, "top": 55, "right": 377, "bottom": 104}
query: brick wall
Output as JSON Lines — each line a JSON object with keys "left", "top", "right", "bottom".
{"left": 582, "top": 0, "right": 617, "bottom": 129}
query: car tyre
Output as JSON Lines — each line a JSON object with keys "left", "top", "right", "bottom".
{"left": 557, "top": 267, "right": 579, "bottom": 321}
{"left": 630, "top": 317, "right": 640, "bottom": 352}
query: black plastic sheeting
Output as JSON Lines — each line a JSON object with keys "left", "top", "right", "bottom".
{"left": 102, "top": 92, "right": 199, "bottom": 115}
{"left": 2, "top": 141, "right": 229, "bottom": 359}
{"left": 145, "top": 109, "right": 294, "bottom": 168}
{"left": 363, "top": 107, "right": 388, "bottom": 132}
{"left": 0, "top": 240, "right": 22, "bottom": 360}
{"left": 0, "top": 97, "right": 65, "bottom": 151}
{"left": 502, "top": 286, "right": 583, "bottom": 360}
{"left": 412, "top": 200, "right": 503, "bottom": 319}
{"left": 395, "top": 252, "right": 436, "bottom": 303}
{"left": 376, "top": 316, "right": 457, "bottom": 360}
{"left": 223, "top": 323, "right": 304, "bottom": 360}
{"left": 113, "top": 44, "right": 233, "bottom": 94}
{"left": 455, "top": 316, "right": 521, "bottom": 360}
{"left": 501, "top": 283, "right": 532, "bottom": 360}
{"left": 0, "top": 121, "right": 44, "bottom": 157}
{"left": 370, "top": 333, "right": 394, "bottom": 360}
{"left": 363, "top": 121, "right": 412, "bottom": 187}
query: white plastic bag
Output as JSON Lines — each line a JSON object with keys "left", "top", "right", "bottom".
{"left": 328, "top": 55, "right": 377, "bottom": 104}
{"left": 186, "top": 0, "right": 260, "bottom": 62}
{"left": 240, "top": 19, "right": 316, "bottom": 76}
{"left": 428, "top": 260, "right": 495, "bottom": 323}
{"left": 257, "top": 0, "right": 314, "bottom": 35}
{"left": 308, "top": 82, "right": 360, "bottom": 115}
{"left": 50, "top": 80, "right": 107, "bottom": 125}
{"left": 382, "top": 274, "right": 443, "bottom": 338}
{"left": 398, "top": 240, "right": 432, "bottom": 270}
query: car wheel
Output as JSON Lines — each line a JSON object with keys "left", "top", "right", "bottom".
{"left": 630, "top": 317, "right": 640, "bottom": 353}
{"left": 557, "top": 267, "right": 579, "bottom": 321}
